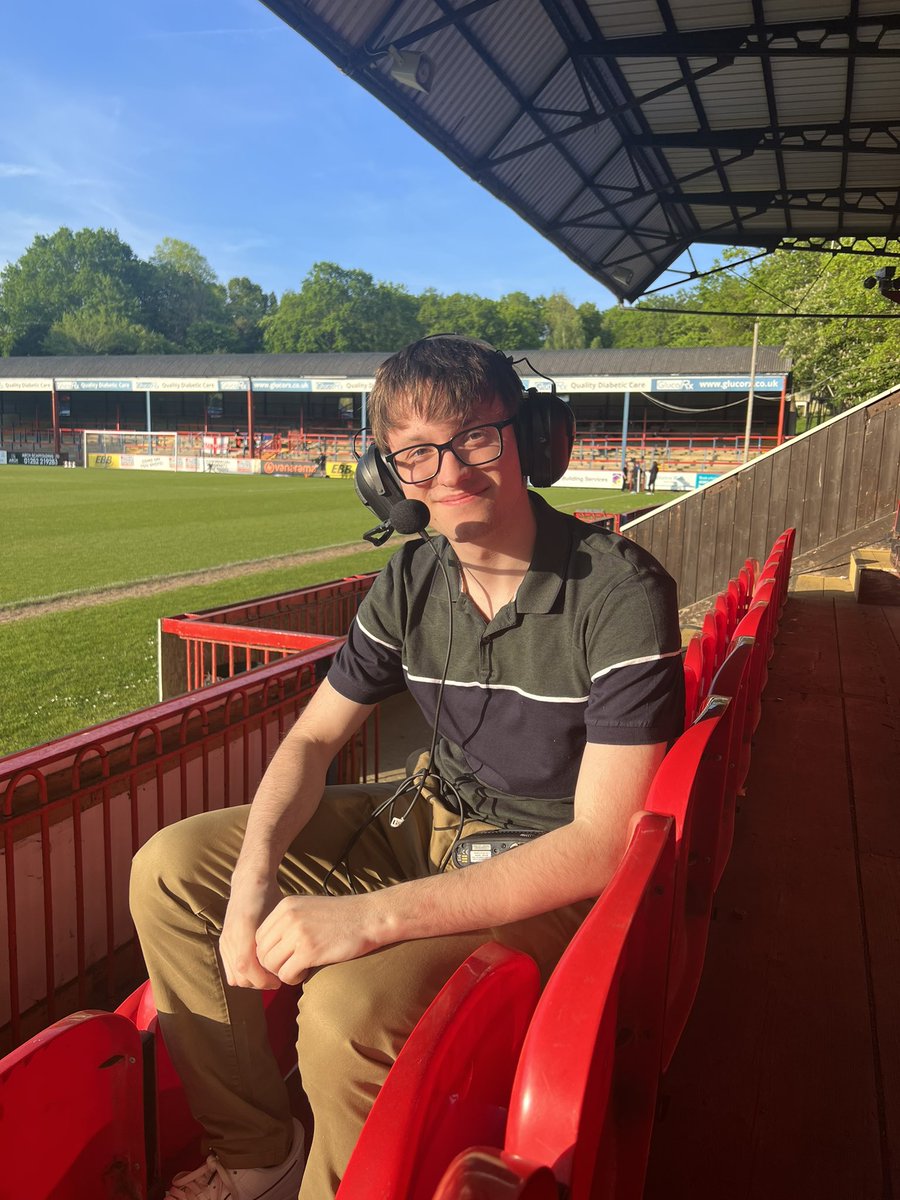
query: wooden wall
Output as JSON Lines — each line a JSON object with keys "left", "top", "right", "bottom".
{"left": 623, "top": 389, "right": 900, "bottom": 608}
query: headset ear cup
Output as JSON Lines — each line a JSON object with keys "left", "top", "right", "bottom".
{"left": 354, "top": 445, "right": 405, "bottom": 522}
{"left": 517, "top": 390, "right": 575, "bottom": 487}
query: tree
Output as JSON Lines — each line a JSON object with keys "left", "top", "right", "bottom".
{"left": 601, "top": 241, "right": 900, "bottom": 414}
{"left": 145, "top": 238, "right": 229, "bottom": 349}
{"left": 577, "top": 301, "right": 606, "bottom": 348}
{"left": 43, "top": 305, "right": 173, "bottom": 355}
{"left": 263, "top": 262, "right": 420, "bottom": 352}
{"left": 225, "top": 277, "right": 276, "bottom": 353}
{"left": 0, "top": 227, "right": 147, "bottom": 354}
{"left": 542, "top": 292, "right": 586, "bottom": 349}
{"left": 494, "top": 291, "right": 546, "bottom": 348}
{"left": 417, "top": 289, "right": 503, "bottom": 343}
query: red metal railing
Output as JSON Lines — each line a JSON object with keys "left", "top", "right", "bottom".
{"left": 0, "top": 643, "right": 378, "bottom": 1053}
{"left": 159, "top": 573, "right": 378, "bottom": 693}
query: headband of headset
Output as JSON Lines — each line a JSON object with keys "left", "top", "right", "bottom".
{"left": 355, "top": 344, "right": 574, "bottom": 524}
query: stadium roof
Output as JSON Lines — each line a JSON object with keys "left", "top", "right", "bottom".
{"left": 0, "top": 345, "right": 792, "bottom": 384}
{"left": 258, "top": 0, "right": 900, "bottom": 301}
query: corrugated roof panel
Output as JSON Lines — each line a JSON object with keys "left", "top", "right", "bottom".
{"left": 587, "top": 0, "right": 665, "bottom": 38}
{"left": 762, "top": 0, "right": 864, "bottom": 21}
{"left": 490, "top": 143, "right": 584, "bottom": 222}
{"left": 780, "top": 151, "right": 853, "bottom": 190}
{"left": 771, "top": 59, "right": 848, "bottom": 125}
{"left": 847, "top": 154, "right": 900, "bottom": 188}
{"left": 721, "top": 155, "right": 782, "bottom": 190}
{"left": 668, "top": 0, "right": 755, "bottom": 29}
{"left": 0, "top": 347, "right": 793, "bottom": 379}
{"left": 852, "top": 60, "right": 900, "bottom": 119}
{"left": 696, "top": 60, "right": 770, "bottom": 127}
{"left": 466, "top": 0, "right": 563, "bottom": 99}
{"left": 263, "top": 0, "right": 900, "bottom": 299}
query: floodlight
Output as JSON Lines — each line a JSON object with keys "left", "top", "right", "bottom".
{"left": 387, "top": 45, "right": 434, "bottom": 94}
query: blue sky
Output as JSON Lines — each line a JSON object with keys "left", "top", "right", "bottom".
{"left": 1, "top": 0, "right": 721, "bottom": 308}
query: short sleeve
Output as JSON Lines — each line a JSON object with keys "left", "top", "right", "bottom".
{"left": 326, "top": 557, "right": 408, "bottom": 705}
{"left": 583, "top": 569, "right": 684, "bottom": 745}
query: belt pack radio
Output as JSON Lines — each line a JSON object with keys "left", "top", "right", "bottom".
{"left": 451, "top": 829, "right": 542, "bottom": 868}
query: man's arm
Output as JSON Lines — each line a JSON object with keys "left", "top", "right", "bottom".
{"left": 255, "top": 739, "right": 666, "bottom": 985}
{"left": 220, "top": 679, "right": 375, "bottom": 989}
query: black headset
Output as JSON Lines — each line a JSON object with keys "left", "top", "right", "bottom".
{"left": 354, "top": 346, "right": 575, "bottom": 528}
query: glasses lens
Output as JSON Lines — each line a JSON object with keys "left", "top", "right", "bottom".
{"left": 392, "top": 444, "right": 440, "bottom": 483}
{"left": 451, "top": 424, "right": 503, "bottom": 465}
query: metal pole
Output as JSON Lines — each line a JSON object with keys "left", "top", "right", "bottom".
{"left": 50, "top": 380, "right": 60, "bottom": 455}
{"left": 145, "top": 390, "right": 152, "bottom": 434}
{"left": 776, "top": 375, "right": 788, "bottom": 445}
{"left": 742, "top": 321, "right": 759, "bottom": 463}
{"left": 247, "top": 379, "right": 255, "bottom": 459}
{"left": 620, "top": 390, "right": 630, "bottom": 471}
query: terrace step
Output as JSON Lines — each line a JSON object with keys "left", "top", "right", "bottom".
{"left": 850, "top": 546, "right": 900, "bottom": 606}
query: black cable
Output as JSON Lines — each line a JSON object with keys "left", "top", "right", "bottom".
{"left": 632, "top": 306, "right": 900, "bottom": 319}
{"left": 321, "top": 529, "right": 459, "bottom": 895}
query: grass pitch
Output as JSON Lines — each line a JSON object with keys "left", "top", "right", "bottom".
{"left": 0, "top": 465, "right": 678, "bottom": 755}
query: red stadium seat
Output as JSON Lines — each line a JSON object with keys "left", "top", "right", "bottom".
{"left": 700, "top": 612, "right": 719, "bottom": 697}
{"left": 504, "top": 813, "right": 675, "bottom": 1200}
{"left": 725, "top": 579, "right": 740, "bottom": 638}
{"left": 714, "top": 594, "right": 729, "bottom": 650}
{"left": 737, "top": 565, "right": 753, "bottom": 616}
{"left": 646, "top": 699, "right": 733, "bottom": 1068}
{"left": 432, "top": 1149, "right": 558, "bottom": 1200}
{"left": 707, "top": 640, "right": 754, "bottom": 888}
{"left": 682, "top": 635, "right": 702, "bottom": 729}
{"left": 730, "top": 602, "right": 772, "bottom": 744}
{"left": 116, "top": 978, "right": 303, "bottom": 1185}
{"left": 338, "top": 943, "right": 541, "bottom": 1200}
{"left": 0, "top": 1010, "right": 146, "bottom": 1200}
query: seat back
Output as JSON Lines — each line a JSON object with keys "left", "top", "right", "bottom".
{"left": 338, "top": 943, "right": 541, "bottom": 1200}
{"left": 504, "top": 814, "right": 675, "bottom": 1200}
{"left": 682, "top": 635, "right": 702, "bottom": 729}
{"left": 725, "top": 580, "right": 740, "bottom": 638}
{"left": 0, "top": 1010, "right": 146, "bottom": 1200}
{"left": 700, "top": 612, "right": 718, "bottom": 698}
{"left": 645, "top": 699, "right": 732, "bottom": 1069}
{"left": 707, "top": 641, "right": 754, "bottom": 888}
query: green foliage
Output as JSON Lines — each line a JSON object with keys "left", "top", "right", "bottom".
{"left": 0, "top": 227, "right": 148, "bottom": 354}
{"left": 263, "top": 262, "right": 420, "bottom": 352}
{"left": 602, "top": 241, "right": 900, "bottom": 414}
{"left": 43, "top": 305, "right": 174, "bottom": 355}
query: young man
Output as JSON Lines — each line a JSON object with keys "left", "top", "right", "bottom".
{"left": 130, "top": 336, "right": 684, "bottom": 1200}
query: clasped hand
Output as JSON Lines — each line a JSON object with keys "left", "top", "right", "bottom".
{"left": 255, "top": 894, "right": 377, "bottom": 985}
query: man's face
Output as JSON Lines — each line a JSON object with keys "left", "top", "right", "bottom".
{"left": 385, "top": 394, "right": 528, "bottom": 546}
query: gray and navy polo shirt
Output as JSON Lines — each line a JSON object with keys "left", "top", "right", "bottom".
{"left": 328, "top": 493, "right": 684, "bottom": 830}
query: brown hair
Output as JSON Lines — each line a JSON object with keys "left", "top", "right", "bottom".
{"left": 368, "top": 336, "right": 523, "bottom": 450}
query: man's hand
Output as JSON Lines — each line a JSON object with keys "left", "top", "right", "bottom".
{"left": 220, "top": 877, "right": 287, "bottom": 990}
{"left": 256, "top": 894, "right": 380, "bottom": 985}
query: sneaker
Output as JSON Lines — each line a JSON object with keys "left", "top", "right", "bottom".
{"left": 166, "top": 1118, "right": 305, "bottom": 1200}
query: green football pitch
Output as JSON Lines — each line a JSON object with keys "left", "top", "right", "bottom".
{"left": 0, "top": 467, "right": 677, "bottom": 755}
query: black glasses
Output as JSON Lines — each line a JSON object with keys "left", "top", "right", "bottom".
{"left": 385, "top": 417, "right": 517, "bottom": 484}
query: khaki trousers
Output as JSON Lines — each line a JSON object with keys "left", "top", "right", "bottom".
{"left": 129, "top": 780, "right": 591, "bottom": 1200}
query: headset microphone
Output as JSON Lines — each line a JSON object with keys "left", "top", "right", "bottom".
{"left": 390, "top": 499, "right": 431, "bottom": 536}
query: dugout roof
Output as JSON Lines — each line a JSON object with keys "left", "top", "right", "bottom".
{"left": 259, "top": 0, "right": 900, "bottom": 301}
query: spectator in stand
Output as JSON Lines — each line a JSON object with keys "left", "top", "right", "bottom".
{"left": 129, "top": 336, "right": 683, "bottom": 1200}
{"left": 647, "top": 459, "right": 660, "bottom": 494}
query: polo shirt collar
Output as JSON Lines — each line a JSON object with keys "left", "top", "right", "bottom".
{"left": 431, "top": 492, "right": 571, "bottom": 614}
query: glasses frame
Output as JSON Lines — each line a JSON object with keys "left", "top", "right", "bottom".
{"left": 384, "top": 416, "right": 518, "bottom": 485}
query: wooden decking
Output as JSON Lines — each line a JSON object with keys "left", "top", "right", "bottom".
{"left": 645, "top": 589, "right": 900, "bottom": 1200}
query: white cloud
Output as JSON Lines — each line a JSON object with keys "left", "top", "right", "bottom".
{"left": 0, "top": 163, "right": 40, "bottom": 178}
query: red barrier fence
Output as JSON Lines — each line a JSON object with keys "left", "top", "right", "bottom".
{"left": 0, "top": 643, "right": 378, "bottom": 1053}
{"left": 158, "top": 573, "right": 377, "bottom": 696}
